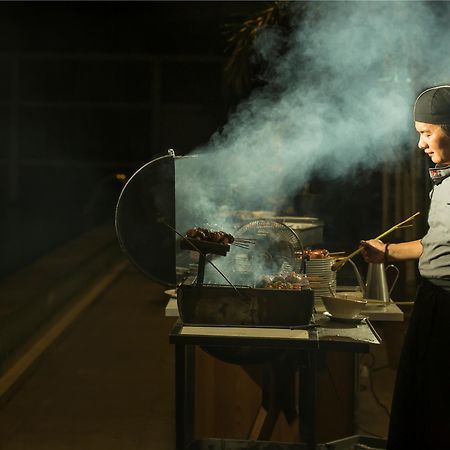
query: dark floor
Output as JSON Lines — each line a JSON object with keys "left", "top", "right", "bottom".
{"left": 0, "top": 262, "right": 176, "bottom": 450}
{"left": 0, "top": 230, "right": 400, "bottom": 449}
{"left": 355, "top": 338, "right": 395, "bottom": 439}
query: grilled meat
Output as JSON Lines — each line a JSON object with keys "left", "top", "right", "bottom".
{"left": 296, "top": 248, "right": 330, "bottom": 260}
{"left": 259, "top": 271, "right": 310, "bottom": 290}
{"left": 185, "top": 227, "right": 234, "bottom": 245}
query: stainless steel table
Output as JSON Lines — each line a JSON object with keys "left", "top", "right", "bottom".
{"left": 169, "top": 316, "right": 381, "bottom": 450}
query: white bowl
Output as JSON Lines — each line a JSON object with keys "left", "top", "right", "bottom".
{"left": 321, "top": 295, "right": 367, "bottom": 319}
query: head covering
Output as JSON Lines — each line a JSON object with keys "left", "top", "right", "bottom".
{"left": 414, "top": 85, "right": 450, "bottom": 124}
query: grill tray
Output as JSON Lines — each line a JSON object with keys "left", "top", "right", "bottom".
{"left": 179, "top": 238, "right": 230, "bottom": 256}
{"left": 177, "top": 283, "right": 314, "bottom": 328}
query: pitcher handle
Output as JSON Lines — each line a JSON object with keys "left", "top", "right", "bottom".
{"left": 385, "top": 264, "right": 399, "bottom": 296}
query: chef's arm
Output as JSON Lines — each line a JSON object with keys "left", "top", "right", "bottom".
{"left": 384, "top": 240, "right": 423, "bottom": 261}
{"left": 360, "top": 239, "right": 423, "bottom": 263}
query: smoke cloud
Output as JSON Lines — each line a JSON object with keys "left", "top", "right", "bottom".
{"left": 176, "top": 1, "right": 450, "bottom": 232}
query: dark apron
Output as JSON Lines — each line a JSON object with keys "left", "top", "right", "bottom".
{"left": 387, "top": 279, "right": 450, "bottom": 449}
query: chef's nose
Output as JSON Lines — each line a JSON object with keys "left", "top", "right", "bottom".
{"left": 418, "top": 136, "right": 427, "bottom": 150}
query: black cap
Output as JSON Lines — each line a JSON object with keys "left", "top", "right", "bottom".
{"left": 414, "top": 85, "right": 450, "bottom": 124}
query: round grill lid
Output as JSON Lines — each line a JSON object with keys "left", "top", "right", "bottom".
{"left": 232, "top": 219, "right": 303, "bottom": 275}
{"left": 115, "top": 152, "right": 176, "bottom": 286}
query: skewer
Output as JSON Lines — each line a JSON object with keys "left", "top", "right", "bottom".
{"left": 234, "top": 238, "right": 257, "bottom": 244}
{"left": 159, "top": 220, "right": 243, "bottom": 297}
{"left": 366, "top": 300, "right": 415, "bottom": 305}
{"left": 232, "top": 242, "right": 250, "bottom": 249}
{"left": 331, "top": 211, "right": 421, "bottom": 272}
{"left": 328, "top": 251, "right": 346, "bottom": 257}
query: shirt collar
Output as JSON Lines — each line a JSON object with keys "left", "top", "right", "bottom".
{"left": 429, "top": 164, "right": 450, "bottom": 185}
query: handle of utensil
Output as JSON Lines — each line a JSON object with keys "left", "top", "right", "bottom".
{"left": 332, "top": 211, "right": 420, "bottom": 271}
{"left": 386, "top": 264, "right": 400, "bottom": 296}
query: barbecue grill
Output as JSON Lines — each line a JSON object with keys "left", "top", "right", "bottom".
{"left": 115, "top": 151, "right": 315, "bottom": 363}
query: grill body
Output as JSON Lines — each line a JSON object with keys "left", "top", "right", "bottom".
{"left": 178, "top": 281, "right": 314, "bottom": 328}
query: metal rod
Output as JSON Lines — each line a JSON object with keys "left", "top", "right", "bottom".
{"left": 232, "top": 242, "right": 250, "bottom": 249}
{"left": 161, "top": 221, "right": 244, "bottom": 297}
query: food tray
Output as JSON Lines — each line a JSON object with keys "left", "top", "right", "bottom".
{"left": 266, "top": 216, "right": 324, "bottom": 247}
{"left": 179, "top": 237, "right": 230, "bottom": 256}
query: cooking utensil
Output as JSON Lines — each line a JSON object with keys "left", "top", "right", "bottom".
{"left": 332, "top": 211, "right": 420, "bottom": 271}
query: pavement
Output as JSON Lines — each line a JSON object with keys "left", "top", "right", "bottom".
{"left": 0, "top": 226, "right": 177, "bottom": 450}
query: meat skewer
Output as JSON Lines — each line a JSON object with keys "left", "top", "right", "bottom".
{"left": 186, "top": 227, "right": 234, "bottom": 244}
{"left": 161, "top": 222, "right": 243, "bottom": 297}
{"left": 232, "top": 242, "right": 250, "bottom": 249}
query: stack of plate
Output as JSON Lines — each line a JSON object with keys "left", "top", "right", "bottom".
{"left": 305, "top": 258, "right": 336, "bottom": 307}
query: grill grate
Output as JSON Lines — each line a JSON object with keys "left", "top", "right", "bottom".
{"left": 228, "top": 219, "right": 304, "bottom": 285}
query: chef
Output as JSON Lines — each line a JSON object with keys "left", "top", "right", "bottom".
{"left": 361, "top": 85, "right": 450, "bottom": 449}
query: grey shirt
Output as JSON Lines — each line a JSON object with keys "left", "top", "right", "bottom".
{"left": 419, "top": 174, "right": 450, "bottom": 289}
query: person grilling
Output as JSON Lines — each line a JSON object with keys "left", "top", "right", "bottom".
{"left": 360, "top": 85, "right": 450, "bottom": 449}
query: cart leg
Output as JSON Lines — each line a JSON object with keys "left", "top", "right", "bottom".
{"left": 175, "top": 344, "right": 196, "bottom": 450}
{"left": 298, "top": 350, "right": 317, "bottom": 450}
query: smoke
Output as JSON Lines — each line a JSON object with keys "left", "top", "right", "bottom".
{"left": 176, "top": 1, "right": 450, "bottom": 232}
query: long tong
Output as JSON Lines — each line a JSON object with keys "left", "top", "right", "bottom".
{"left": 332, "top": 211, "right": 421, "bottom": 271}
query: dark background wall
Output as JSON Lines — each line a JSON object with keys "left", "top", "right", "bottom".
{"left": 0, "top": 2, "right": 269, "bottom": 278}
{"left": 0, "top": 1, "right": 394, "bottom": 282}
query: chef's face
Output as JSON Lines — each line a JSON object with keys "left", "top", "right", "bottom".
{"left": 415, "top": 121, "right": 450, "bottom": 166}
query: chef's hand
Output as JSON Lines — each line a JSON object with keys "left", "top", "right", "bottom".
{"left": 360, "top": 239, "right": 386, "bottom": 264}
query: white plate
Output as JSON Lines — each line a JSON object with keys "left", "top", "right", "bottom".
{"left": 164, "top": 289, "right": 177, "bottom": 298}
{"left": 323, "top": 311, "right": 366, "bottom": 324}
{"left": 306, "top": 263, "right": 334, "bottom": 267}
{"left": 307, "top": 273, "right": 335, "bottom": 277}
{"left": 306, "top": 262, "right": 334, "bottom": 268}
{"left": 306, "top": 257, "right": 334, "bottom": 262}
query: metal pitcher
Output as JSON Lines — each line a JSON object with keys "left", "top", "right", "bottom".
{"left": 347, "top": 259, "right": 399, "bottom": 303}
{"left": 365, "top": 263, "right": 399, "bottom": 302}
